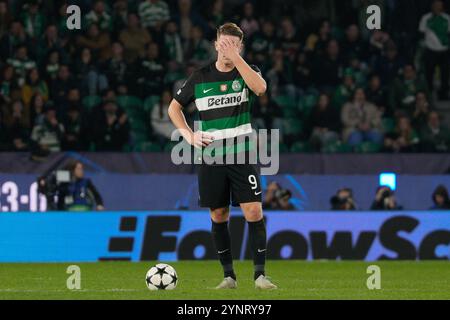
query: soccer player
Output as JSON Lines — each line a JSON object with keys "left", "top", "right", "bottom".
{"left": 168, "top": 23, "right": 277, "bottom": 290}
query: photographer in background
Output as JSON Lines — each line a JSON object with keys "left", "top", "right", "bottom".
{"left": 430, "top": 185, "right": 450, "bottom": 210}
{"left": 38, "top": 160, "right": 104, "bottom": 211}
{"left": 330, "top": 188, "right": 357, "bottom": 210}
{"left": 262, "top": 181, "right": 295, "bottom": 211}
{"left": 370, "top": 186, "right": 403, "bottom": 210}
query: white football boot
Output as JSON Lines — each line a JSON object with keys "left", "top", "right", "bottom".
{"left": 255, "top": 275, "right": 277, "bottom": 289}
{"left": 215, "top": 276, "right": 237, "bottom": 289}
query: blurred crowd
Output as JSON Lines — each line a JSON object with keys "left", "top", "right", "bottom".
{"left": 262, "top": 182, "right": 450, "bottom": 211}
{"left": 0, "top": 0, "right": 450, "bottom": 156}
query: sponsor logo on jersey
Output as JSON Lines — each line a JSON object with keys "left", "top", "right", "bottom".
{"left": 208, "top": 95, "right": 242, "bottom": 107}
{"left": 220, "top": 84, "right": 228, "bottom": 92}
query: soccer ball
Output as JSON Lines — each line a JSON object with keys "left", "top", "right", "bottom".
{"left": 145, "top": 263, "right": 178, "bottom": 290}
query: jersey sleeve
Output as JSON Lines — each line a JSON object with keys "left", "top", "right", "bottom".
{"left": 174, "top": 72, "right": 197, "bottom": 106}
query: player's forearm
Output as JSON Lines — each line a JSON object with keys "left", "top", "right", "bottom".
{"left": 233, "top": 55, "right": 267, "bottom": 96}
{"left": 168, "top": 100, "right": 193, "bottom": 142}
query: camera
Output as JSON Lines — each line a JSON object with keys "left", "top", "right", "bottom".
{"left": 37, "top": 170, "right": 71, "bottom": 210}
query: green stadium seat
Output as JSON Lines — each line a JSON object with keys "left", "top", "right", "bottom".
{"left": 274, "top": 95, "right": 296, "bottom": 109}
{"left": 133, "top": 142, "right": 162, "bottom": 152}
{"left": 283, "top": 118, "right": 304, "bottom": 136}
{"left": 323, "top": 141, "right": 352, "bottom": 153}
{"left": 117, "top": 95, "right": 143, "bottom": 111}
{"left": 290, "top": 141, "right": 311, "bottom": 153}
{"left": 82, "top": 95, "right": 101, "bottom": 110}
{"left": 143, "top": 95, "right": 160, "bottom": 113}
{"left": 355, "top": 142, "right": 382, "bottom": 153}
{"left": 382, "top": 118, "right": 395, "bottom": 134}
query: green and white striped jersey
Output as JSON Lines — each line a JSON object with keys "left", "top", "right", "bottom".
{"left": 174, "top": 62, "right": 261, "bottom": 162}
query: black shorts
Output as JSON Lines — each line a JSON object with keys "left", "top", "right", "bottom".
{"left": 198, "top": 164, "right": 262, "bottom": 208}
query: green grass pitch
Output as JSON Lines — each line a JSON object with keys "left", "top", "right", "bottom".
{"left": 0, "top": 261, "right": 449, "bottom": 300}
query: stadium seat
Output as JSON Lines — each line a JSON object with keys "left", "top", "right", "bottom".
{"left": 355, "top": 142, "right": 382, "bottom": 153}
{"left": 143, "top": 95, "right": 160, "bottom": 113}
{"left": 133, "top": 142, "right": 162, "bottom": 152}
{"left": 283, "top": 118, "right": 304, "bottom": 136}
{"left": 323, "top": 141, "right": 352, "bottom": 153}
{"left": 82, "top": 95, "right": 102, "bottom": 110}
{"left": 382, "top": 118, "right": 395, "bottom": 134}
{"left": 290, "top": 141, "right": 311, "bottom": 153}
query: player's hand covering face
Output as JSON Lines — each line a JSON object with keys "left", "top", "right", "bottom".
{"left": 217, "top": 36, "right": 241, "bottom": 62}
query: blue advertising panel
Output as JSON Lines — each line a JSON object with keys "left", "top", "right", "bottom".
{"left": 0, "top": 211, "right": 448, "bottom": 262}
{"left": 1, "top": 174, "right": 450, "bottom": 211}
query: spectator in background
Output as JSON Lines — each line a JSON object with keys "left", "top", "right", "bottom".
{"left": 341, "top": 24, "right": 367, "bottom": 63}
{"left": 332, "top": 69, "right": 356, "bottom": 109}
{"left": 0, "top": 21, "right": 28, "bottom": 62}
{"left": 366, "top": 74, "right": 388, "bottom": 116}
{"left": 31, "top": 103, "right": 64, "bottom": 155}
{"left": 102, "top": 42, "right": 129, "bottom": 91}
{"left": 419, "top": 0, "right": 450, "bottom": 100}
{"left": 119, "top": 13, "right": 152, "bottom": 63}
{"left": 420, "top": 111, "right": 450, "bottom": 152}
{"left": 136, "top": 42, "right": 165, "bottom": 97}
{"left": 279, "top": 17, "right": 301, "bottom": 62}
{"left": 111, "top": 0, "right": 129, "bottom": 34}
{"left": 138, "top": 0, "right": 170, "bottom": 31}
{"left": 411, "top": 91, "right": 431, "bottom": 130}
{"left": 62, "top": 105, "right": 85, "bottom": 151}
{"left": 49, "top": 65, "right": 74, "bottom": 113}
{"left": 305, "top": 19, "right": 332, "bottom": 56}
{"left": 292, "top": 51, "right": 311, "bottom": 91}
{"left": 77, "top": 23, "right": 112, "bottom": 62}
{"left": 313, "top": 39, "right": 342, "bottom": 91}
{"left": 73, "top": 47, "right": 108, "bottom": 96}
{"left": 20, "top": 0, "right": 46, "bottom": 39}
{"left": 43, "top": 50, "right": 60, "bottom": 82}
{"left": 207, "top": 0, "right": 225, "bottom": 31}
{"left": 370, "top": 186, "right": 403, "bottom": 210}
{"left": 184, "top": 25, "right": 214, "bottom": 65}
{"left": 0, "top": 1, "right": 12, "bottom": 39}
{"left": 92, "top": 100, "right": 129, "bottom": 151}
{"left": 373, "top": 41, "right": 404, "bottom": 85}
{"left": 29, "top": 93, "right": 45, "bottom": 126}
{"left": 7, "top": 44, "right": 36, "bottom": 87}
{"left": 430, "top": 185, "right": 450, "bottom": 210}
{"left": 308, "top": 93, "right": 340, "bottom": 151}
{"left": 389, "top": 64, "right": 429, "bottom": 115}
{"left": 249, "top": 20, "right": 277, "bottom": 66}
{"left": 341, "top": 88, "right": 383, "bottom": 147}
{"left": 330, "top": 188, "right": 357, "bottom": 210}
{"left": 0, "top": 64, "right": 17, "bottom": 106}
{"left": 252, "top": 93, "right": 283, "bottom": 133}
{"left": 85, "top": 0, "right": 112, "bottom": 32}
{"left": 383, "top": 115, "right": 420, "bottom": 153}
{"left": 239, "top": 2, "right": 259, "bottom": 38}
{"left": 3, "top": 99, "right": 30, "bottom": 151}
{"left": 21, "top": 68, "right": 48, "bottom": 107}
{"left": 266, "top": 48, "right": 294, "bottom": 98}
{"left": 150, "top": 89, "right": 175, "bottom": 145}
{"left": 36, "top": 24, "right": 65, "bottom": 65}
{"left": 163, "top": 20, "right": 184, "bottom": 65}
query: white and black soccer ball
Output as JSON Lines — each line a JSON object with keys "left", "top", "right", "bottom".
{"left": 145, "top": 263, "right": 178, "bottom": 290}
